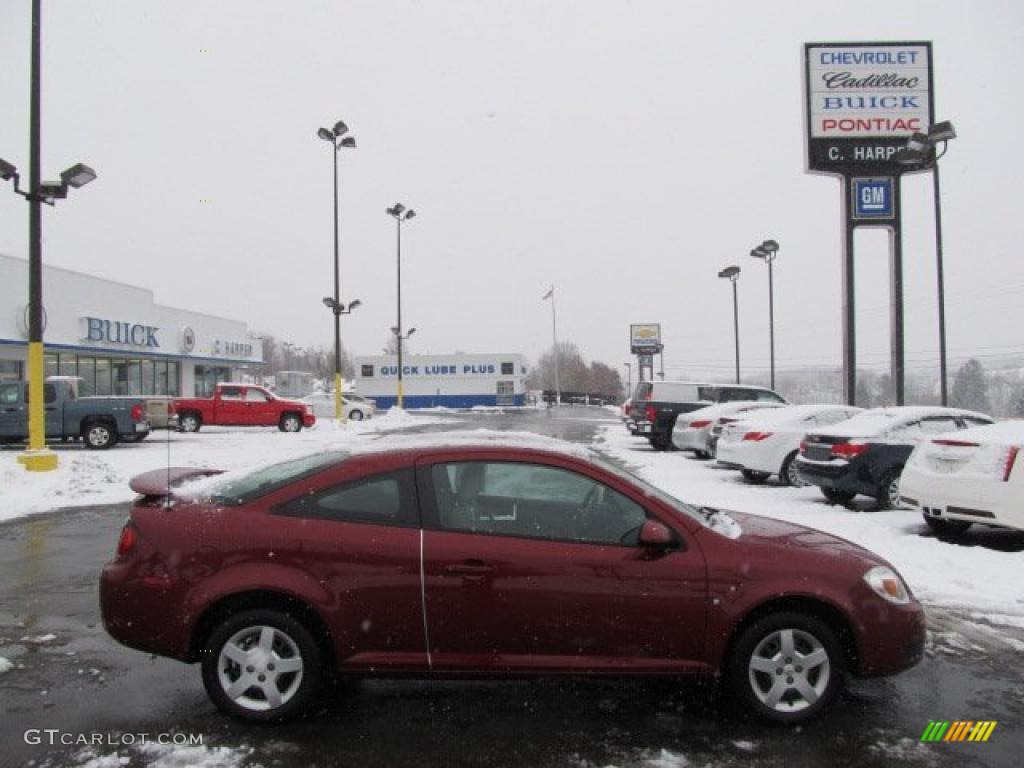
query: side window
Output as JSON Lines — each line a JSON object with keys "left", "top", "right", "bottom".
{"left": 697, "top": 386, "right": 718, "bottom": 401}
{"left": 0, "top": 383, "right": 21, "bottom": 405}
{"left": 889, "top": 421, "right": 923, "bottom": 438}
{"left": 962, "top": 416, "right": 994, "bottom": 428}
{"left": 361, "top": 365, "right": 374, "bottom": 377}
{"left": 500, "top": 361, "right": 514, "bottom": 375}
{"left": 755, "top": 390, "right": 785, "bottom": 403}
{"left": 220, "top": 386, "right": 244, "bottom": 400}
{"left": 920, "top": 417, "right": 959, "bottom": 435}
{"left": 245, "top": 389, "right": 269, "bottom": 402}
{"left": 276, "top": 470, "right": 418, "bottom": 527}
{"left": 44, "top": 383, "right": 57, "bottom": 404}
{"left": 430, "top": 462, "right": 648, "bottom": 546}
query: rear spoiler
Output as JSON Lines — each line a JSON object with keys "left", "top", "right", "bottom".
{"left": 129, "top": 467, "right": 224, "bottom": 498}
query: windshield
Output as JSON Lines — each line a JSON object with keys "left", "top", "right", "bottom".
{"left": 193, "top": 450, "right": 348, "bottom": 505}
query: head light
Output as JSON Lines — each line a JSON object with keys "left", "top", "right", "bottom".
{"left": 863, "top": 566, "right": 911, "bottom": 605}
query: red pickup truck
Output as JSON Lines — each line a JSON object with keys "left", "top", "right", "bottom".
{"left": 174, "top": 384, "right": 315, "bottom": 433}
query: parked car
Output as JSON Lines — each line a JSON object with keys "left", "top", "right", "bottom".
{"left": 175, "top": 384, "right": 315, "bottom": 433}
{"left": 900, "top": 420, "right": 1023, "bottom": 536}
{"left": 101, "top": 436, "right": 924, "bottom": 725}
{"left": 0, "top": 377, "right": 150, "bottom": 449}
{"left": 631, "top": 381, "right": 787, "bottom": 451}
{"left": 716, "top": 404, "right": 863, "bottom": 485}
{"left": 302, "top": 392, "right": 376, "bottom": 422}
{"left": 795, "top": 407, "right": 994, "bottom": 509}
{"left": 673, "top": 401, "right": 786, "bottom": 457}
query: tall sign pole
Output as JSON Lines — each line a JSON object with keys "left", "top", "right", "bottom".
{"left": 542, "top": 286, "right": 560, "bottom": 404}
{"left": 805, "top": 41, "right": 934, "bottom": 406}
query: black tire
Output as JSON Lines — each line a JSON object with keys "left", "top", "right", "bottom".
{"left": 179, "top": 412, "right": 202, "bottom": 433}
{"left": 741, "top": 470, "right": 770, "bottom": 484}
{"left": 349, "top": 409, "right": 364, "bottom": 422}
{"left": 874, "top": 469, "right": 903, "bottom": 511}
{"left": 779, "top": 452, "right": 805, "bottom": 487}
{"left": 650, "top": 433, "right": 672, "bottom": 452}
{"left": 279, "top": 413, "right": 302, "bottom": 433}
{"left": 694, "top": 450, "right": 711, "bottom": 460}
{"left": 83, "top": 422, "right": 117, "bottom": 450}
{"left": 726, "top": 611, "right": 845, "bottom": 725}
{"left": 923, "top": 515, "right": 972, "bottom": 536}
{"left": 201, "top": 609, "right": 323, "bottom": 722}
{"left": 822, "top": 488, "right": 855, "bottom": 505}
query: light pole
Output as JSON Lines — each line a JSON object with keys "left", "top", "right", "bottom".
{"left": 896, "top": 121, "right": 956, "bottom": 406}
{"left": 1, "top": 1, "right": 97, "bottom": 472}
{"left": 317, "top": 120, "right": 356, "bottom": 420}
{"left": 322, "top": 298, "right": 361, "bottom": 421}
{"left": 386, "top": 203, "right": 416, "bottom": 407}
{"left": 390, "top": 326, "right": 416, "bottom": 407}
{"left": 718, "top": 266, "right": 741, "bottom": 384}
{"left": 623, "top": 362, "right": 632, "bottom": 396}
{"left": 542, "top": 285, "right": 561, "bottom": 405}
{"left": 750, "top": 240, "right": 779, "bottom": 390}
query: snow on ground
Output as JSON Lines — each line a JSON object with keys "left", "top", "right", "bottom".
{"left": 0, "top": 410, "right": 450, "bottom": 523}
{"left": 0, "top": 657, "right": 13, "bottom": 674}
{"left": 596, "top": 425, "right": 1024, "bottom": 620}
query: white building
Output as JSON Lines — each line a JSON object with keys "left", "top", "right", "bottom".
{"left": 355, "top": 353, "right": 529, "bottom": 408}
{"left": 0, "top": 254, "right": 263, "bottom": 397}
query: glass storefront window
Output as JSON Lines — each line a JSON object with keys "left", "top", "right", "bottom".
{"left": 127, "top": 360, "right": 142, "bottom": 395}
{"left": 78, "top": 357, "right": 96, "bottom": 393}
{"left": 0, "top": 360, "right": 22, "bottom": 381}
{"left": 58, "top": 354, "right": 77, "bottom": 377}
{"left": 195, "top": 365, "right": 231, "bottom": 397}
{"left": 95, "top": 358, "right": 112, "bottom": 395}
{"left": 167, "top": 361, "right": 180, "bottom": 395}
{"left": 44, "top": 353, "right": 58, "bottom": 380}
{"left": 142, "top": 359, "right": 155, "bottom": 394}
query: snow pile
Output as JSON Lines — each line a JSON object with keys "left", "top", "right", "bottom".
{"left": 597, "top": 425, "right": 1024, "bottom": 617}
{"left": 0, "top": 411, "right": 449, "bottom": 523}
{"left": 71, "top": 743, "right": 256, "bottom": 768}
{"left": 0, "top": 657, "right": 13, "bottom": 674}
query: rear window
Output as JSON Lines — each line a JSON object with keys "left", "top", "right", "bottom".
{"left": 200, "top": 451, "right": 348, "bottom": 505}
{"left": 634, "top": 382, "right": 652, "bottom": 400}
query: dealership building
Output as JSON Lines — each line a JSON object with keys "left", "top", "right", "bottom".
{"left": 355, "top": 353, "right": 529, "bottom": 408}
{"left": 0, "top": 254, "right": 263, "bottom": 397}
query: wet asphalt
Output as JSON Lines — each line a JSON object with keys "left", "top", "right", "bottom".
{"left": 1, "top": 408, "right": 1022, "bottom": 768}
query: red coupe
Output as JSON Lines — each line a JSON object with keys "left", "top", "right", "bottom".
{"left": 100, "top": 437, "right": 925, "bottom": 724}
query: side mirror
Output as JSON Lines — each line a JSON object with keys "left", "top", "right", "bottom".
{"left": 638, "top": 519, "right": 673, "bottom": 547}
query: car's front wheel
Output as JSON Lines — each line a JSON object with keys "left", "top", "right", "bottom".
{"left": 875, "top": 470, "right": 903, "bottom": 510}
{"left": 741, "top": 469, "right": 770, "bottom": 484}
{"left": 179, "top": 412, "right": 202, "bottom": 433}
{"left": 201, "top": 609, "right": 322, "bottom": 722}
{"left": 83, "top": 422, "right": 117, "bottom": 450}
{"left": 779, "top": 451, "right": 806, "bottom": 487}
{"left": 279, "top": 414, "right": 302, "bottom": 432}
{"left": 727, "top": 612, "right": 844, "bottom": 724}
{"left": 349, "top": 409, "right": 364, "bottom": 422}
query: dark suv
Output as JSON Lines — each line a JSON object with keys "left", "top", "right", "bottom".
{"left": 795, "top": 407, "right": 994, "bottom": 509}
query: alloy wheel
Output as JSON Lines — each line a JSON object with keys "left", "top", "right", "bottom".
{"left": 216, "top": 625, "right": 304, "bottom": 713}
{"left": 747, "top": 628, "right": 831, "bottom": 713}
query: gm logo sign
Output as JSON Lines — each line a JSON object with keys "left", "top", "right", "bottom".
{"left": 852, "top": 177, "right": 894, "bottom": 220}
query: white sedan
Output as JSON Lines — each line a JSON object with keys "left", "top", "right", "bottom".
{"left": 900, "top": 420, "right": 1024, "bottom": 535}
{"left": 301, "top": 392, "right": 376, "bottom": 421}
{"left": 672, "top": 401, "right": 785, "bottom": 457}
{"left": 716, "top": 404, "right": 863, "bottom": 485}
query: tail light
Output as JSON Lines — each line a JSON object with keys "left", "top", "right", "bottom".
{"left": 933, "top": 439, "right": 980, "bottom": 447}
{"left": 831, "top": 441, "right": 867, "bottom": 459}
{"left": 130, "top": 404, "right": 144, "bottom": 422}
{"left": 799, "top": 440, "right": 808, "bottom": 454}
{"left": 689, "top": 419, "right": 711, "bottom": 429}
{"left": 645, "top": 405, "right": 656, "bottom": 422}
{"left": 623, "top": 403, "right": 631, "bottom": 416}
{"left": 719, "top": 417, "right": 738, "bottom": 424}
{"left": 1004, "top": 446, "right": 1020, "bottom": 482}
{"left": 116, "top": 522, "right": 136, "bottom": 559}
{"left": 743, "top": 431, "right": 774, "bottom": 441}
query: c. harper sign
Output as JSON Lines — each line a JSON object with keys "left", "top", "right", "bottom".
{"left": 805, "top": 42, "right": 933, "bottom": 174}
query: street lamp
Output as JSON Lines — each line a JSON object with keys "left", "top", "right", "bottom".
{"left": 322, "top": 298, "right": 361, "bottom": 421}
{"left": 718, "top": 265, "right": 741, "bottom": 384}
{"left": 2, "top": 1, "right": 97, "bottom": 474}
{"left": 386, "top": 203, "right": 416, "bottom": 408}
{"left": 750, "top": 239, "right": 779, "bottom": 390}
{"left": 896, "top": 121, "right": 956, "bottom": 406}
{"left": 317, "top": 119, "right": 356, "bottom": 420}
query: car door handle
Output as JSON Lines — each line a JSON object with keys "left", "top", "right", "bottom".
{"left": 443, "top": 560, "right": 493, "bottom": 578}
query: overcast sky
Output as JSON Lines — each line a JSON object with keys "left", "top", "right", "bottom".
{"left": 1, "top": 0, "right": 1022, "bottom": 383}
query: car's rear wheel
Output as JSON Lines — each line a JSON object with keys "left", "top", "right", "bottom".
{"left": 727, "top": 612, "right": 844, "bottom": 724}
{"left": 349, "top": 409, "right": 364, "bottom": 421}
{"left": 779, "top": 452, "right": 806, "bottom": 487}
{"left": 741, "top": 470, "right": 770, "bottom": 484}
{"left": 279, "top": 414, "right": 302, "bottom": 432}
{"left": 83, "top": 422, "right": 116, "bottom": 450}
{"left": 650, "top": 433, "right": 672, "bottom": 451}
{"left": 822, "top": 488, "right": 855, "bottom": 505}
{"left": 875, "top": 470, "right": 903, "bottom": 510}
{"left": 201, "top": 609, "right": 322, "bottom": 722}
{"left": 179, "top": 413, "right": 202, "bottom": 433}
{"left": 694, "top": 450, "right": 711, "bottom": 460}
{"left": 923, "top": 515, "right": 972, "bottom": 536}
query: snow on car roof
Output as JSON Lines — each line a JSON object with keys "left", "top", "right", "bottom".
{"left": 353, "top": 429, "right": 597, "bottom": 459}
{"left": 813, "top": 406, "right": 993, "bottom": 438}
{"left": 727, "top": 403, "right": 860, "bottom": 427}
{"left": 685, "top": 401, "right": 785, "bottom": 420}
